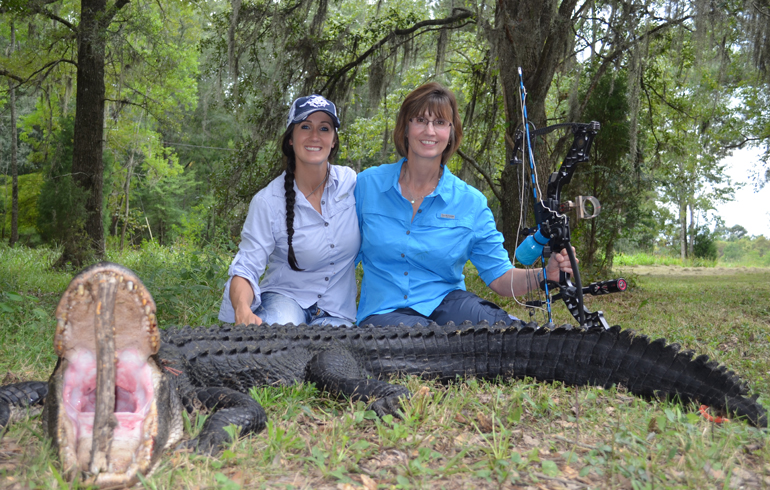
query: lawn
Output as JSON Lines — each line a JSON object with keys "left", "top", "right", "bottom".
{"left": 1, "top": 245, "right": 768, "bottom": 489}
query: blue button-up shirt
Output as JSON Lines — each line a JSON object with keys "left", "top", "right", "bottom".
{"left": 219, "top": 165, "right": 360, "bottom": 323}
{"left": 355, "top": 158, "right": 513, "bottom": 321}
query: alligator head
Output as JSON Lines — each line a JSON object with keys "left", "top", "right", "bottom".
{"left": 43, "top": 263, "right": 183, "bottom": 488}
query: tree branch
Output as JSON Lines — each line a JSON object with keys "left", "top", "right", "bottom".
{"left": 724, "top": 136, "right": 766, "bottom": 149}
{"left": 1, "top": 59, "right": 77, "bottom": 91}
{"left": 576, "top": 14, "right": 694, "bottom": 120}
{"left": 27, "top": 1, "right": 78, "bottom": 32}
{"left": 457, "top": 149, "right": 503, "bottom": 203}
{"left": 319, "top": 8, "right": 474, "bottom": 95}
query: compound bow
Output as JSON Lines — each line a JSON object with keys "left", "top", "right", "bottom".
{"left": 511, "top": 68, "right": 627, "bottom": 329}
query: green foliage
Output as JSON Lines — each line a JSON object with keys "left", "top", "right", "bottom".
{"left": 716, "top": 236, "right": 770, "bottom": 266}
{"left": 569, "top": 66, "right": 637, "bottom": 272}
{"left": 35, "top": 117, "right": 88, "bottom": 248}
{"left": 693, "top": 225, "right": 718, "bottom": 260}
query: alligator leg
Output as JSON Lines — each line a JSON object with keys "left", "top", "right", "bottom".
{"left": 305, "top": 349, "right": 410, "bottom": 417}
{"left": 0, "top": 381, "right": 48, "bottom": 429}
{"left": 184, "top": 387, "right": 268, "bottom": 454}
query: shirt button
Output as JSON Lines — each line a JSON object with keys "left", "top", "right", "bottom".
{"left": 317, "top": 294, "right": 322, "bottom": 298}
{"left": 404, "top": 272, "right": 408, "bottom": 276}
{"left": 330, "top": 244, "right": 335, "bottom": 248}
{"left": 418, "top": 209, "right": 422, "bottom": 213}
{"left": 324, "top": 222, "right": 329, "bottom": 227}
{"left": 404, "top": 295, "right": 408, "bottom": 299}
{"left": 321, "top": 200, "right": 325, "bottom": 205}
{"left": 330, "top": 262, "right": 335, "bottom": 265}
{"left": 406, "top": 230, "right": 410, "bottom": 235}
{"left": 401, "top": 253, "right": 405, "bottom": 257}
{"left": 325, "top": 277, "right": 329, "bottom": 281}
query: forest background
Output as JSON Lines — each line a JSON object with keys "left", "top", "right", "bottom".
{"left": 1, "top": 0, "right": 770, "bottom": 272}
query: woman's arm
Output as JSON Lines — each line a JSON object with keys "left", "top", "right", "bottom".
{"left": 230, "top": 276, "right": 262, "bottom": 325}
{"left": 488, "top": 247, "right": 576, "bottom": 297}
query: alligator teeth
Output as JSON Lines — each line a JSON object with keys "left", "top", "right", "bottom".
{"left": 77, "top": 284, "right": 85, "bottom": 296}
{"left": 126, "top": 281, "right": 134, "bottom": 292}
{"left": 145, "top": 305, "right": 151, "bottom": 315}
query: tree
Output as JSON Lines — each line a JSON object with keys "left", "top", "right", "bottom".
{"left": 7, "top": 21, "right": 19, "bottom": 246}
{"left": 1, "top": 0, "right": 199, "bottom": 264}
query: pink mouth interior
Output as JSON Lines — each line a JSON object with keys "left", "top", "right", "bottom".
{"left": 63, "top": 349, "right": 154, "bottom": 446}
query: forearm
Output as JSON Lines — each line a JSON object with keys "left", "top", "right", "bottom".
{"left": 488, "top": 267, "right": 544, "bottom": 297}
{"left": 229, "top": 276, "right": 256, "bottom": 315}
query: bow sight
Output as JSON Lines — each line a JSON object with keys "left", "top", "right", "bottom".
{"left": 510, "top": 90, "right": 626, "bottom": 329}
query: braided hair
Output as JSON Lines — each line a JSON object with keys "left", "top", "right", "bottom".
{"left": 281, "top": 124, "right": 339, "bottom": 271}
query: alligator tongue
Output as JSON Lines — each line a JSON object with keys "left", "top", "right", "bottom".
{"left": 89, "top": 272, "right": 119, "bottom": 475}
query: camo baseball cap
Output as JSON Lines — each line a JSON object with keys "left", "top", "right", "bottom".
{"left": 286, "top": 94, "right": 340, "bottom": 129}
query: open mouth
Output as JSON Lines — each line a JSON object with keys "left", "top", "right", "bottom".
{"left": 48, "top": 262, "right": 179, "bottom": 488}
{"left": 62, "top": 348, "right": 156, "bottom": 471}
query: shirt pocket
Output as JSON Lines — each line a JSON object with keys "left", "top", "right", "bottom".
{"left": 410, "top": 214, "right": 475, "bottom": 275}
{"left": 326, "top": 191, "right": 356, "bottom": 219}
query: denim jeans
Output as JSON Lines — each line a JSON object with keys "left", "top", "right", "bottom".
{"left": 254, "top": 292, "right": 353, "bottom": 327}
{"left": 359, "top": 289, "right": 519, "bottom": 327}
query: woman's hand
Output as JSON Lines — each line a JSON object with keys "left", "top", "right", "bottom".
{"left": 545, "top": 247, "right": 577, "bottom": 282}
{"left": 234, "top": 307, "right": 262, "bottom": 326}
{"left": 230, "top": 276, "right": 263, "bottom": 326}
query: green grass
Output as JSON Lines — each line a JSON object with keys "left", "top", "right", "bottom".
{"left": 1, "top": 244, "right": 769, "bottom": 489}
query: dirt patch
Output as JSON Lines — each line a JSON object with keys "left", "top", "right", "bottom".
{"left": 615, "top": 265, "right": 770, "bottom": 276}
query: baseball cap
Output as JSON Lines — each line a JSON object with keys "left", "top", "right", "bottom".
{"left": 286, "top": 95, "right": 340, "bottom": 129}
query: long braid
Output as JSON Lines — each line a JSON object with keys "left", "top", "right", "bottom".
{"left": 281, "top": 120, "right": 339, "bottom": 272}
{"left": 283, "top": 150, "right": 304, "bottom": 272}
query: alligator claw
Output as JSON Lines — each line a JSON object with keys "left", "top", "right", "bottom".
{"left": 368, "top": 394, "right": 407, "bottom": 418}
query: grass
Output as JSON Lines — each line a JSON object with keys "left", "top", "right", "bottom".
{"left": 1, "top": 243, "right": 769, "bottom": 489}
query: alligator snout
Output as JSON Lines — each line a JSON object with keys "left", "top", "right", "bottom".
{"left": 44, "top": 262, "right": 182, "bottom": 488}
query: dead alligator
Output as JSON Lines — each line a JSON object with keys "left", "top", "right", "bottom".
{"left": 0, "top": 262, "right": 766, "bottom": 487}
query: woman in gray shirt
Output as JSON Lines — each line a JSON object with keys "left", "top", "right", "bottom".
{"left": 219, "top": 95, "right": 360, "bottom": 326}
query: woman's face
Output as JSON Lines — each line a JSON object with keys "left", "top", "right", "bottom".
{"left": 290, "top": 112, "right": 336, "bottom": 168}
{"left": 405, "top": 109, "right": 452, "bottom": 164}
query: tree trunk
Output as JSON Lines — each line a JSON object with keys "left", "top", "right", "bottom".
{"left": 60, "top": 0, "right": 128, "bottom": 266}
{"left": 490, "top": 0, "right": 580, "bottom": 256}
{"left": 69, "top": 0, "right": 108, "bottom": 262}
{"left": 119, "top": 151, "right": 135, "bottom": 251}
{"left": 688, "top": 204, "right": 694, "bottom": 258}
{"left": 9, "top": 23, "right": 18, "bottom": 247}
{"left": 679, "top": 199, "right": 687, "bottom": 261}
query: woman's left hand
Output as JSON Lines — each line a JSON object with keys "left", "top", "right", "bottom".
{"left": 545, "top": 247, "right": 577, "bottom": 282}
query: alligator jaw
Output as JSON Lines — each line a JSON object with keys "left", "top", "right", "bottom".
{"left": 44, "top": 262, "right": 182, "bottom": 488}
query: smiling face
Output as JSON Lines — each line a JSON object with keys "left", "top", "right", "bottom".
{"left": 405, "top": 110, "right": 452, "bottom": 164}
{"left": 289, "top": 111, "right": 337, "bottom": 168}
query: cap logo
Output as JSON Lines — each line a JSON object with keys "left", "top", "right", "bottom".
{"left": 300, "top": 95, "right": 330, "bottom": 109}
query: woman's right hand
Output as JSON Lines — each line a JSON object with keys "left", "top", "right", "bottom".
{"left": 234, "top": 307, "right": 262, "bottom": 326}
{"left": 230, "top": 276, "right": 262, "bottom": 325}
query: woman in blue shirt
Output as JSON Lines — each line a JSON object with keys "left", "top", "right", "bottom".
{"left": 355, "top": 83, "right": 574, "bottom": 326}
{"left": 220, "top": 95, "right": 360, "bottom": 327}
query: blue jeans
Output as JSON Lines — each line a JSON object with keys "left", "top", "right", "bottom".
{"left": 359, "top": 290, "right": 519, "bottom": 327}
{"left": 255, "top": 292, "right": 353, "bottom": 327}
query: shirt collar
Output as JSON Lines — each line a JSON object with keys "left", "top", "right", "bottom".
{"left": 387, "top": 157, "right": 451, "bottom": 204}
{"left": 274, "top": 163, "right": 337, "bottom": 197}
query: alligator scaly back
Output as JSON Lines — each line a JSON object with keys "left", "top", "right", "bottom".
{"left": 157, "top": 321, "right": 767, "bottom": 427}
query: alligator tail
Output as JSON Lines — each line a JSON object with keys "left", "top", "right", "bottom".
{"left": 0, "top": 381, "right": 48, "bottom": 428}
{"left": 499, "top": 325, "right": 766, "bottom": 427}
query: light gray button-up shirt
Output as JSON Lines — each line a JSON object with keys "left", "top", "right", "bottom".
{"left": 219, "top": 165, "right": 360, "bottom": 323}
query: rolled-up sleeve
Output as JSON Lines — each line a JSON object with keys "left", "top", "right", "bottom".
{"left": 218, "top": 193, "right": 277, "bottom": 322}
